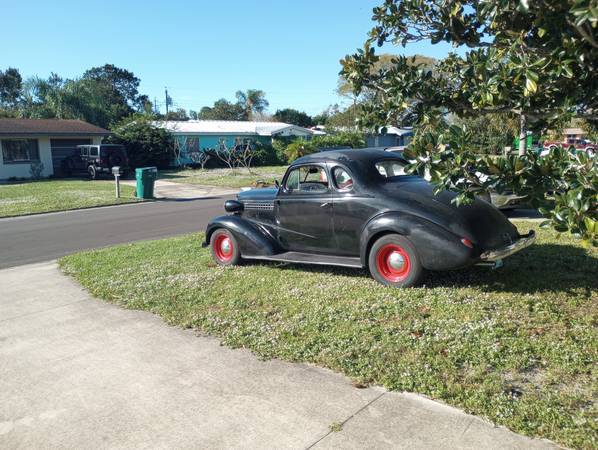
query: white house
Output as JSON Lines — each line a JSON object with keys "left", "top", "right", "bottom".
{"left": 366, "top": 126, "right": 414, "bottom": 148}
{"left": 0, "top": 119, "right": 110, "bottom": 180}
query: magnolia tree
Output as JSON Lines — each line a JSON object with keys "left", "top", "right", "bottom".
{"left": 341, "top": 0, "right": 598, "bottom": 244}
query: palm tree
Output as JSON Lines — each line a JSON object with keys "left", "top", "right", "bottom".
{"left": 235, "top": 89, "right": 269, "bottom": 120}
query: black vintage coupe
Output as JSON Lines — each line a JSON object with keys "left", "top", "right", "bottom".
{"left": 204, "top": 149, "right": 535, "bottom": 287}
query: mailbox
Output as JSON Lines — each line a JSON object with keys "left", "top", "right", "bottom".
{"left": 112, "top": 166, "right": 121, "bottom": 176}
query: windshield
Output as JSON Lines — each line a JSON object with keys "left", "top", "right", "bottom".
{"left": 375, "top": 159, "right": 408, "bottom": 178}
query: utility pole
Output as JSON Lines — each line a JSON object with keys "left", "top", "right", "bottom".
{"left": 165, "top": 87, "right": 171, "bottom": 116}
{"left": 154, "top": 97, "right": 157, "bottom": 114}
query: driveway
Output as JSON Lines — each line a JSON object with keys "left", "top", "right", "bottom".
{"left": 0, "top": 262, "right": 555, "bottom": 449}
{"left": 121, "top": 179, "right": 238, "bottom": 200}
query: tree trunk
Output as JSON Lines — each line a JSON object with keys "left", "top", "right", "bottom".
{"left": 518, "top": 113, "right": 527, "bottom": 156}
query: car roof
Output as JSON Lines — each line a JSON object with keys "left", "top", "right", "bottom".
{"left": 293, "top": 148, "right": 403, "bottom": 166}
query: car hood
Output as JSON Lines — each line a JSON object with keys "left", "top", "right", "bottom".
{"left": 382, "top": 179, "right": 519, "bottom": 250}
{"left": 237, "top": 188, "right": 278, "bottom": 202}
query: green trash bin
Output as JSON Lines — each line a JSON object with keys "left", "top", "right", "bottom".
{"left": 135, "top": 167, "right": 158, "bottom": 199}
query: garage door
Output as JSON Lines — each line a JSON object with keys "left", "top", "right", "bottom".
{"left": 50, "top": 139, "right": 91, "bottom": 176}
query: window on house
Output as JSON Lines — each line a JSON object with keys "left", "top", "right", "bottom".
{"left": 1, "top": 139, "right": 40, "bottom": 163}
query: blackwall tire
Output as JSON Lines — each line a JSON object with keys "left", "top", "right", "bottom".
{"left": 210, "top": 229, "right": 241, "bottom": 266}
{"left": 368, "top": 234, "right": 423, "bottom": 288}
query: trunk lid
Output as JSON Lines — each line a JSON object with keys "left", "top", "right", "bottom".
{"left": 383, "top": 179, "right": 519, "bottom": 251}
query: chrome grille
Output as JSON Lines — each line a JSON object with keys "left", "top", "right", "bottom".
{"left": 243, "top": 201, "right": 274, "bottom": 211}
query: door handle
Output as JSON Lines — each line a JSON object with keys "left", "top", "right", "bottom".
{"left": 320, "top": 202, "right": 332, "bottom": 208}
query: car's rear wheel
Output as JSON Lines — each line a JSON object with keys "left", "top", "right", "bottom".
{"left": 210, "top": 229, "right": 241, "bottom": 266}
{"left": 88, "top": 165, "right": 97, "bottom": 180}
{"left": 368, "top": 234, "right": 423, "bottom": 288}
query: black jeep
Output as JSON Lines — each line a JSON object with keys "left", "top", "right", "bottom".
{"left": 62, "top": 144, "right": 129, "bottom": 179}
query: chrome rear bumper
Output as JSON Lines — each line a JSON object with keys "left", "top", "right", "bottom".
{"left": 479, "top": 231, "right": 536, "bottom": 261}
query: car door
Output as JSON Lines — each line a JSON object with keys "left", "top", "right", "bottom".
{"left": 75, "top": 146, "right": 89, "bottom": 172}
{"left": 275, "top": 164, "right": 334, "bottom": 253}
{"left": 329, "top": 164, "right": 378, "bottom": 256}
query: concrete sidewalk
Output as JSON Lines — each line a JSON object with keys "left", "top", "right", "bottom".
{"left": 0, "top": 262, "right": 556, "bottom": 449}
{"left": 121, "top": 179, "right": 238, "bottom": 200}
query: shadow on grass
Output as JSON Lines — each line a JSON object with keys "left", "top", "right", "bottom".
{"left": 242, "top": 243, "right": 597, "bottom": 295}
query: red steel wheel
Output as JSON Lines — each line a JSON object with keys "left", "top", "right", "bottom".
{"left": 368, "top": 234, "right": 423, "bottom": 288}
{"left": 376, "top": 244, "right": 411, "bottom": 282}
{"left": 210, "top": 229, "right": 241, "bottom": 266}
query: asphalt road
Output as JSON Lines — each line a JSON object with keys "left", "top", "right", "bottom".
{"left": 0, "top": 197, "right": 230, "bottom": 269}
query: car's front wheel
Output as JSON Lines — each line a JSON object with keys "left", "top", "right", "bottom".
{"left": 368, "top": 234, "right": 423, "bottom": 288}
{"left": 210, "top": 229, "right": 241, "bottom": 266}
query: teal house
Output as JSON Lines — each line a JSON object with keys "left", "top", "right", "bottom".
{"left": 156, "top": 120, "right": 316, "bottom": 167}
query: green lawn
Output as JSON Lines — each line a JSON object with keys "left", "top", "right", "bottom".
{"left": 0, "top": 179, "right": 139, "bottom": 218}
{"left": 162, "top": 165, "right": 287, "bottom": 188}
{"left": 59, "top": 222, "right": 597, "bottom": 449}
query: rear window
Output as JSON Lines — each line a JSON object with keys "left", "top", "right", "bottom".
{"left": 375, "top": 160, "right": 408, "bottom": 178}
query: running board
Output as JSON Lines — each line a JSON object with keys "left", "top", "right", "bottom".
{"left": 245, "top": 252, "right": 363, "bottom": 268}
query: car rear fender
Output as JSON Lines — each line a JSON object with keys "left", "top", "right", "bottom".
{"left": 204, "top": 215, "right": 280, "bottom": 257}
{"left": 360, "top": 212, "right": 477, "bottom": 271}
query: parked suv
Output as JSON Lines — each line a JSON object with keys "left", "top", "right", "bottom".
{"left": 62, "top": 144, "right": 130, "bottom": 179}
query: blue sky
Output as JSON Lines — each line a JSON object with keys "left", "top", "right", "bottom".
{"left": 1, "top": 0, "right": 455, "bottom": 116}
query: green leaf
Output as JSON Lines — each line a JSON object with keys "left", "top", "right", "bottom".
{"left": 524, "top": 77, "right": 537, "bottom": 96}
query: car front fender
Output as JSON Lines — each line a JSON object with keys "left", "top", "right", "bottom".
{"left": 360, "top": 212, "right": 478, "bottom": 271}
{"left": 204, "top": 215, "right": 281, "bottom": 257}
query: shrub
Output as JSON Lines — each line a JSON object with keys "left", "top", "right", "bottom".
{"left": 272, "top": 139, "right": 290, "bottom": 164}
{"left": 283, "top": 140, "right": 317, "bottom": 162}
{"left": 311, "top": 130, "right": 365, "bottom": 150}
{"left": 108, "top": 114, "right": 174, "bottom": 169}
{"left": 29, "top": 161, "right": 44, "bottom": 179}
{"left": 274, "top": 130, "right": 366, "bottom": 163}
{"left": 252, "top": 141, "right": 285, "bottom": 166}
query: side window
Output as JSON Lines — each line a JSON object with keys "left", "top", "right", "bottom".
{"left": 284, "top": 165, "right": 329, "bottom": 194}
{"left": 80, "top": 147, "right": 88, "bottom": 157}
{"left": 375, "top": 160, "right": 407, "bottom": 178}
{"left": 285, "top": 168, "right": 300, "bottom": 190}
{"left": 89, "top": 146, "right": 99, "bottom": 157}
{"left": 332, "top": 167, "right": 354, "bottom": 192}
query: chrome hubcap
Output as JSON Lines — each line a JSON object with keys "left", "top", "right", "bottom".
{"left": 388, "top": 251, "right": 405, "bottom": 270}
{"left": 221, "top": 238, "right": 231, "bottom": 254}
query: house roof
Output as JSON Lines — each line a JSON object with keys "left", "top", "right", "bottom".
{"left": 0, "top": 118, "right": 110, "bottom": 136}
{"left": 156, "top": 120, "right": 314, "bottom": 136}
{"left": 382, "top": 126, "right": 413, "bottom": 136}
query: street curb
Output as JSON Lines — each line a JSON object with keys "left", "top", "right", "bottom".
{"left": 0, "top": 199, "right": 151, "bottom": 221}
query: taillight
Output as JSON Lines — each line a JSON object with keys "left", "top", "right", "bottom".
{"left": 461, "top": 238, "right": 474, "bottom": 248}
